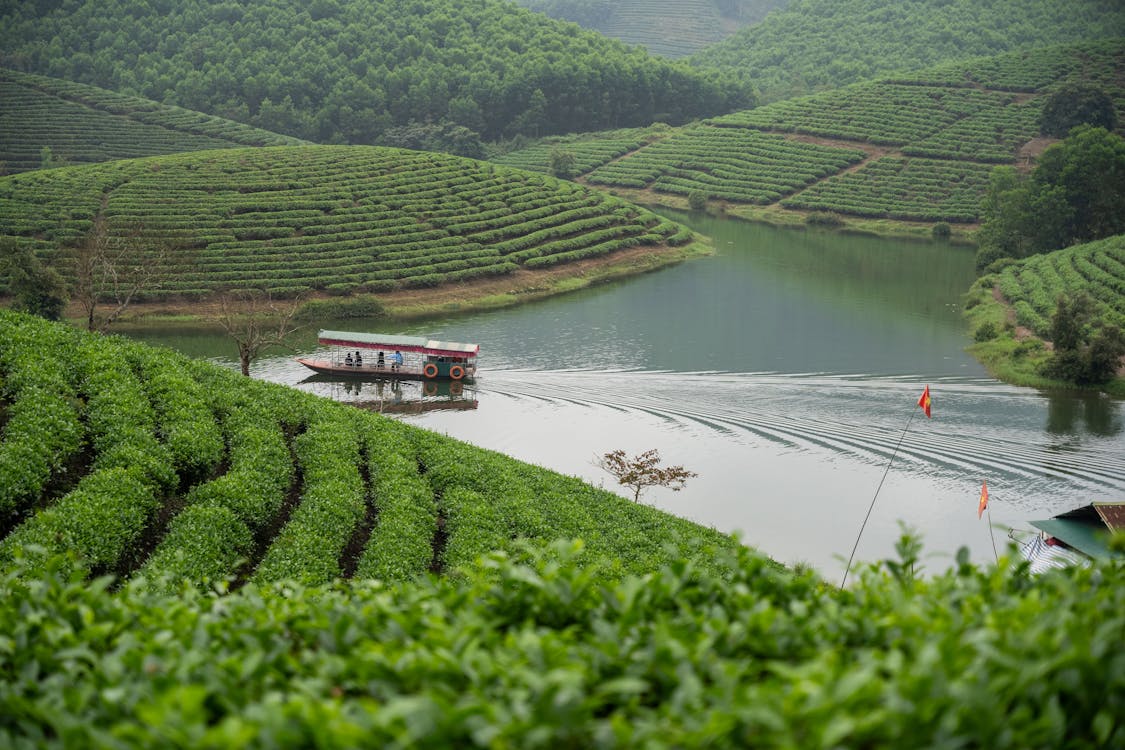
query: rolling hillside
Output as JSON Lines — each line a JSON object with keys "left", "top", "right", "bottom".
{"left": 498, "top": 39, "right": 1125, "bottom": 227}
{"left": 515, "top": 0, "right": 791, "bottom": 58}
{"left": 0, "top": 309, "right": 741, "bottom": 586}
{"left": 688, "top": 0, "right": 1125, "bottom": 102}
{"left": 0, "top": 0, "right": 752, "bottom": 145}
{"left": 0, "top": 146, "right": 695, "bottom": 303}
{"left": 977, "top": 234, "right": 1125, "bottom": 338}
{"left": 0, "top": 68, "right": 307, "bottom": 174}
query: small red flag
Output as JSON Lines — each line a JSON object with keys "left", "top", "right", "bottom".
{"left": 917, "top": 385, "right": 932, "bottom": 418}
{"left": 978, "top": 481, "right": 989, "bottom": 519}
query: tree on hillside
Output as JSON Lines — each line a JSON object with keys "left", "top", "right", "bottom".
{"left": 1041, "top": 293, "right": 1125, "bottom": 385}
{"left": 547, "top": 146, "right": 577, "bottom": 178}
{"left": 597, "top": 448, "right": 696, "bottom": 502}
{"left": 0, "top": 239, "right": 68, "bottom": 321}
{"left": 214, "top": 288, "right": 305, "bottom": 376}
{"left": 66, "top": 218, "right": 190, "bottom": 333}
{"left": 975, "top": 127, "right": 1125, "bottom": 272}
{"left": 1039, "top": 84, "right": 1118, "bottom": 138}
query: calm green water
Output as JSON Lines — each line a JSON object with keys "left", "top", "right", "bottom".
{"left": 127, "top": 213, "right": 1125, "bottom": 575}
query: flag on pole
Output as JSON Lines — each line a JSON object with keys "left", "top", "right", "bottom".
{"left": 978, "top": 480, "right": 989, "bottom": 519}
{"left": 917, "top": 385, "right": 932, "bottom": 418}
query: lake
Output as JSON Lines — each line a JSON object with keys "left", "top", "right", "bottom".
{"left": 127, "top": 211, "right": 1125, "bottom": 578}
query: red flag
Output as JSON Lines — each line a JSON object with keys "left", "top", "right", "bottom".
{"left": 917, "top": 385, "right": 932, "bottom": 418}
{"left": 977, "top": 481, "right": 989, "bottom": 519}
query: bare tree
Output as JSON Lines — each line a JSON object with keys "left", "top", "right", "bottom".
{"left": 214, "top": 288, "right": 306, "bottom": 376}
{"left": 596, "top": 448, "right": 696, "bottom": 502}
{"left": 67, "top": 217, "right": 189, "bottom": 332}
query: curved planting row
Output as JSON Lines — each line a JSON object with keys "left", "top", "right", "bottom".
{"left": 0, "top": 68, "right": 304, "bottom": 174}
{"left": 0, "top": 317, "right": 84, "bottom": 520}
{"left": 493, "top": 131, "right": 651, "bottom": 175}
{"left": 0, "top": 335, "right": 176, "bottom": 575}
{"left": 253, "top": 412, "right": 366, "bottom": 585}
{"left": 0, "top": 145, "right": 687, "bottom": 300}
{"left": 781, "top": 157, "right": 993, "bottom": 223}
{"left": 711, "top": 84, "right": 1016, "bottom": 146}
{"left": 354, "top": 421, "right": 436, "bottom": 582}
{"left": 139, "top": 405, "right": 294, "bottom": 591}
{"left": 585, "top": 125, "right": 865, "bottom": 203}
{"left": 891, "top": 38, "right": 1125, "bottom": 94}
{"left": 0, "top": 311, "right": 743, "bottom": 588}
{"left": 901, "top": 99, "right": 1043, "bottom": 163}
{"left": 994, "top": 235, "right": 1125, "bottom": 337}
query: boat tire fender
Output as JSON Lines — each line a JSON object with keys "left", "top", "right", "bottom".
{"left": 450, "top": 365, "right": 464, "bottom": 380}
{"left": 423, "top": 363, "right": 438, "bottom": 378}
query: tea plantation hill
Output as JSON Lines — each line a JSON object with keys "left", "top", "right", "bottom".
{"left": 497, "top": 39, "right": 1125, "bottom": 237}
{"left": 687, "top": 0, "right": 1125, "bottom": 103}
{"left": 0, "top": 145, "right": 699, "bottom": 311}
{"left": 0, "top": 309, "right": 746, "bottom": 588}
{"left": 514, "top": 0, "right": 791, "bottom": 58}
{"left": 0, "top": 0, "right": 752, "bottom": 149}
{"left": 963, "top": 233, "right": 1125, "bottom": 396}
{"left": 2, "top": 310, "right": 1124, "bottom": 745}
{"left": 0, "top": 68, "right": 309, "bottom": 174}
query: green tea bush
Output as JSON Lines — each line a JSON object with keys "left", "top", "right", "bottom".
{"left": 0, "top": 538, "right": 1121, "bottom": 748}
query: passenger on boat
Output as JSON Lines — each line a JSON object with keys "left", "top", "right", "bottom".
{"left": 355, "top": 350, "right": 363, "bottom": 366}
{"left": 345, "top": 352, "right": 354, "bottom": 366}
{"left": 377, "top": 351, "right": 385, "bottom": 369}
{"left": 392, "top": 350, "right": 403, "bottom": 371}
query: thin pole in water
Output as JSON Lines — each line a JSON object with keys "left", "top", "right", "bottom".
{"left": 841, "top": 408, "right": 917, "bottom": 589}
{"left": 987, "top": 504, "right": 999, "bottom": 565}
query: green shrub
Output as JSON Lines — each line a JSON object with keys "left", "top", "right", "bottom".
{"left": 932, "top": 221, "right": 952, "bottom": 239}
{"left": 974, "top": 321, "right": 999, "bottom": 341}
{"left": 805, "top": 211, "right": 843, "bottom": 227}
{"left": 687, "top": 190, "right": 708, "bottom": 210}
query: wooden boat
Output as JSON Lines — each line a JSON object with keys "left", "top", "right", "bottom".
{"left": 296, "top": 330, "right": 479, "bottom": 382}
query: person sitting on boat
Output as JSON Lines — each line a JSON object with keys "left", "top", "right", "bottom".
{"left": 354, "top": 350, "right": 363, "bottom": 366}
{"left": 392, "top": 350, "right": 403, "bottom": 371}
{"left": 377, "top": 351, "right": 385, "bottom": 369}
{"left": 345, "top": 352, "right": 354, "bottom": 366}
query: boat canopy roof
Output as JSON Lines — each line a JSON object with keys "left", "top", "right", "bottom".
{"left": 1029, "top": 502, "right": 1125, "bottom": 561}
{"left": 318, "top": 330, "right": 479, "bottom": 358}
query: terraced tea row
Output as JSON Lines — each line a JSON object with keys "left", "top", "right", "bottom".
{"left": 584, "top": 125, "right": 866, "bottom": 203}
{"left": 780, "top": 157, "right": 993, "bottom": 223}
{"left": 0, "top": 146, "right": 689, "bottom": 299}
{"left": 0, "top": 311, "right": 740, "bottom": 586}
{"left": 495, "top": 39, "right": 1124, "bottom": 225}
{"left": 711, "top": 83, "right": 1028, "bottom": 147}
{"left": 0, "top": 68, "right": 305, "bottom": 174}
{"left": 492, "top": 129, "right": 653, "bottom": 175}
{"left": 993, "top": 235, "right": 1125, "bottom": 337}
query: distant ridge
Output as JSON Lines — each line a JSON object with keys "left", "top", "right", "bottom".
{"left": 516, "top": 0, "right": 790, "bottom": 58}
{"left": 0, "top": 68, "right": 307, "bottom": 174}
{"left": 689, "top": 0, "right": 1125, "bottom": 102}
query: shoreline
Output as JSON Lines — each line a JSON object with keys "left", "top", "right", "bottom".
{"left": 77, "top": 240, "right": 713, "bottom": 329}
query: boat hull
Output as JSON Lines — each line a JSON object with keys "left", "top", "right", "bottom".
{"left": 295, "top": 358, "right": 475, "bottom": 382}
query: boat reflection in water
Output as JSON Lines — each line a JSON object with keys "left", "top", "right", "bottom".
{"left": 298, "top": 374, "right": 478, "bottom": 415}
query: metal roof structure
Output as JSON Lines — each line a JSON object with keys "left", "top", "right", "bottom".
{"left": 318, "top": 330, "right": 479, "bottom": 358}
{"left": 1028, "top": 502, "right": 1125, "bottom": 561}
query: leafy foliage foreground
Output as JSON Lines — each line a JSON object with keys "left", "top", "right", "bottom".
{"left": 1, "top": 538, "right": 1122, "bottom": 748}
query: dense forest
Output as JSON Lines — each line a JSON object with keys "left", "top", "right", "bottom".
{"left": 0, "top": 0, "right": 753, "bottom": 149}
{"left": 513, "top": 0, "right": 790, "bottom": 58}
{"left": 689, "top": 0, "right": 1125, "bottom": 101}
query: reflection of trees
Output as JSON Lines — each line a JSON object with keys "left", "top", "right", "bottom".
{"left": 1044, "top": 391, "right": 1122, "bottom": 438}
